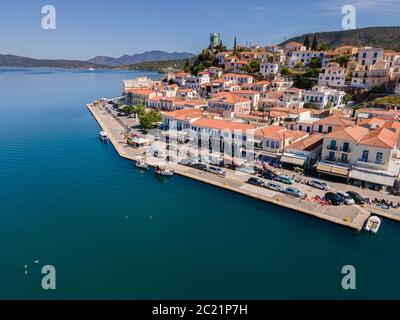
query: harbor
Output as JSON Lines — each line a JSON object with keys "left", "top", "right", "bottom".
{"left": 85, "top": 99, "right": 391, "bottom": 232}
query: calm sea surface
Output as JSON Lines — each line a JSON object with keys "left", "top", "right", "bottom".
{"left": 0, "top": 68, "right": 399, "bottom": 299}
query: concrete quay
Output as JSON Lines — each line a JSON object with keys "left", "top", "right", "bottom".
{"left": 86, "top": 102, "right": 372, "bottom": 231}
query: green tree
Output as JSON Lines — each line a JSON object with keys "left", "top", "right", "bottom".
{"left": 139, "top": 109, "right": 162, "bottom": 132}
{"left": 244, "top": 59, "right": 261, "bottom": 74}
{"left": 304, "top": 68, "right": 321, "bottom": 78}
{"left": 304, "top": 102, "right": 319, "bottom": 110}
{"left": 309, "top": 57, "right": 322, "bottom": 68}
{"left": 281, "top": 67, "right": 291, "bottom": 76}
{"left": 311, "top": 34, "right": 318, "bottom": 51}
{"left": 325, "top": 101, "right": 334, "bottom": 110}
{"left": 134, "top": 104, "right": 146, "bottom": 117}
{"left": 294, "top": 77, "right": 316, "bottom": 90}
{"left": 335, "top": 54, "right": 351, "bottom": 67}
{"left": 184, "top": 59, "right": 192, "bottom": 72}
{"left": 303, "top": 36, "right": 311, "bottom": 50}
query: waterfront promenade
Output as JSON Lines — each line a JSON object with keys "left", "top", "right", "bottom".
{"left": 85, "top": 101, "right": 378, "bottom": 231}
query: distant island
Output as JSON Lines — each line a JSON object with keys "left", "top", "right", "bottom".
{"left": 88, "top": 50, "right": 196, "bottom": 67}
{"left": 0, "top": 54, "right": 105, "bottom": 69}
{"left": 3, "top": 27, "right": 400, "bottom": 70}
{"left": 282, "top": 26, "right": 400, "bottom": 52}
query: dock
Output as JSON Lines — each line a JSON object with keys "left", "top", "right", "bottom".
{"left": 86, "top": 102, "right": 372, "bottom": 231}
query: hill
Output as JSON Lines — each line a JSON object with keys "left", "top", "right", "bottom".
{"left": 281, "top": 26, "right": 400, "bottom": 51}
{"left": 0, "top": 54, "right": 106, "bottom": 69}
{"left": 120, "top": 58, "right": 195, "bottom": 73}
{"left": 89, "top": 51, "right": 196, "bottom": 67}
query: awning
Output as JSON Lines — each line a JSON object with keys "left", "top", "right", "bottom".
{"left": 316, "top": 162, "right": 350, "bottom": 178}
{"left": 349, "top": 169, "right": 397, "bottom": 187}
{"left": 281, "top": 155, "right": 306, "bottom": 166}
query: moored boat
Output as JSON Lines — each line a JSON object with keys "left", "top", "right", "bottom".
{"left": 99, "top": 131, "right": 109, "bottom": 142}
{"left": 365, "top": 216, "right": 382, "bottom": 234}
{"left": 155, "top": 165, "right": 174, "bottom": 177}
{"left": 135, "top": 157, "right": 149, "bottom": 170}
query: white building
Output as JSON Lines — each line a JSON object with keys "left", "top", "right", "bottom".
{"left": 289, "top": 50, "right": 324, "bottom": 67}
{"left": 358, "top": 47, "right": 384, "bottom": 67}
{"left": 260, "top": 63, "right": 279, "bottom": 76}
{"left": 304, "top": 85, "right": 345, "bottom": 110}
{"left": 185, "top": 72, "right": 210, "bottom": 90}
{"left": 351, "top": 61, "right": 390, "bottom": 89}
{"left": 318, "top": 62, "right": 346, "bottom": 87}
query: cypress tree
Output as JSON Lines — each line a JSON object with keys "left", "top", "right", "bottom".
{"left": 303, "top": 36, "right": 310, "bottom": 50}
{"left": 311, "top": 34, "right": 318, "bottom": 51}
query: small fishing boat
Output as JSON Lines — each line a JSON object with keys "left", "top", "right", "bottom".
{"left": 99, "top": 131, "right": 109, "bottom": 142}
{"left": 155, "top": 165, "right": 174, "bottom": 177}
{"left": 365, "top": 216, "right": 382, "bottom": 234}
{"left": 135, "top": 157, "right": 149, "bottom": 170}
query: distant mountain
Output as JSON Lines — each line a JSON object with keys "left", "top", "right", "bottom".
{"left": 0, "top": 54, "right": 106, "bottom": 69}
{"left": 281, "top": 26, "right": 400, "bottom": 51}
{"left": 89, "top": 50, "right": 196, "bottom": 67}
{"left": 121, "top": 58, "right": 196, "bottom": 73}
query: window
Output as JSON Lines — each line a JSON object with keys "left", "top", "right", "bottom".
{"left": 318, "top": 125, "right": 323, "bottom": 133}
{"left": 361, "top": 150, "right": 369, "bottom": 162}
{"left": 329, "top": 140, "right": 337, "bottom": 150}
{"left": 328, "top": 126, "right": 333, "bottom": 133}
{"left": 343, "top": 142, "right": 350, "bottom": 152}
{"left": 299, "top": 125, "right": 303, "bottom": 131}
{"left": 328, "top": 151, "right": 335, "bottom": 161}
{"left": 341, "top": 153, "right": 348, "bottom": 164}
{"left": 376, "top": 152, "right": 384, "bottom": 165}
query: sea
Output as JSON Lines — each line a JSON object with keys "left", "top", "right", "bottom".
{"left": 0, "top": 67, "right": 399, "bottom": 299}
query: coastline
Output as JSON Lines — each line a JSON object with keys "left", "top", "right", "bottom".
{"left": 86, "top": 101, "right": 372, "bottom": 231}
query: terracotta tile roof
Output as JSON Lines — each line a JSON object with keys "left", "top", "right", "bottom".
{"left": 326, "top": 125, "right": 369, "bottom": 142}
{"left": 314, "top": 116, "right": 355, "bottom": 127}
{"left": 359, "top": 127, "right": 399, "bottom": 149}
{"left": 191, "top": 118, "right": 256, "bottom": 131}
{"left": 125, "top": 88, "right": 155, "bottom": 95}
{"left": 209, "top": 92, "right": 251, "bottom": 104}
{"left": 287, "top": 134, "right": 324, "bottom": 151}
{"left": 163, "top": 109, "right": 203, "bottom": 121}
{"left": 254, "top": 125, "right": 286, "bottom": 138}
{"left": 269, "top": 130, "right": 308, "bottom": 142}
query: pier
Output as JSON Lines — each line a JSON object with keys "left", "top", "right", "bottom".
{"left": 86, "top": 101, "right": 374, "bottom": 231}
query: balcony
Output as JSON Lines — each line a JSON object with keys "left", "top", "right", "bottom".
{"left": 325, "top": 157, "right": 336, "bottom": 162}
{"left": 327, "top": 145, "right": 338, "bottom": 151}
{"left": 340, "top": 147, "right": 351, "bottom": 153}
{"left": 356, "top": 159, "right": 387, "bottom": 170}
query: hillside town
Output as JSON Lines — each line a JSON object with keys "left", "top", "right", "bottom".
{"left": 117, "top": 33, "right": 400, "bottom": 202}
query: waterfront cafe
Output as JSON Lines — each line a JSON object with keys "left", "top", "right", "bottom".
{"left": 127, "top": 135, "right": 151, "bottom": 149}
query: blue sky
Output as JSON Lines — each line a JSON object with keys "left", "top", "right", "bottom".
{"left": 1, "top": 0, "right": 399, "bottom": 60}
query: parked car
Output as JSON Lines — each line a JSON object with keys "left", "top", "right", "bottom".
{"left": 266, "top": 182, "right": 285, "bottom": 192}
{"left": 346, "top": 191, "right": 366, "bottom": 205}
{"left": 308, "top": 179, "right": 330, "bottom": 191}
{"left": 166, "top": 155, "right": 177, "bottom": 163}
{"left": 284, "top": 187, "right": 306, "bottom": 199}
{"left": 179, "top": 158, "right": 192, "bottom": 166}
{"left": 166, "top": 144, "right": 177, "bottom": 151}
{"left": 247, "top": 177, "right": 266, "bottom": 188}
{"left": 154, "top": 150, "right": 165, "bottom": 158}
{"left": 261, "top": 170, "right": 279, "bottom": 181}
{"left": 325, "top": 192, "right": 345, "bottom": 206}
{"left": 337, "top": 192, "right": 355, "bottom": 205}
{"left": 207, "top": 166, "right": 226, "bottom": 177}
{"left": 279, "top": 175, "right": 294, "bottom": 185}
{"left": 191, "top": 163, "right": 208, "bottom": 171}
{"left": 237, "top": 166, "right": 256, "bottom": 175}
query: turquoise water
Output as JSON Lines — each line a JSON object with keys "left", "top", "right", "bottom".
{"left": 0, "top": 68, "right": 400, "bottom": 300}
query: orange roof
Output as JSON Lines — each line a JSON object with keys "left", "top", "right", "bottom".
{"left": 191, "top": 118, "right": 256, "bottom": 131}
{"left": 326, "top": 126, "right": 369, "bottom": 142}
{"left": 209, "top": 92, "right": 251, "bottom": 104}
{"left": 287, "top": 134, "right": 324, "bottom": 151}
{"left": 359, "top": 127, "right": 398, "bottom": 149}
{"left": 314, "top": 116, "right": 355, "bottom": 127}
{"left": 234, "top": 90, "right": 259, "bottom": 95}
{"left": 253, "top": 80, "right": 271, "bottom": 85}
{"left": 125, "top": 88, "right": 155, "bottom": 95}
{"left": 255, "top": 125, "right": 286, "bottom": 138}
{"left": 269, "top": 130, "right": 308, "bottom": 142}
{"left": 163, "top": 109, "right": 203, "bottom": 121}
